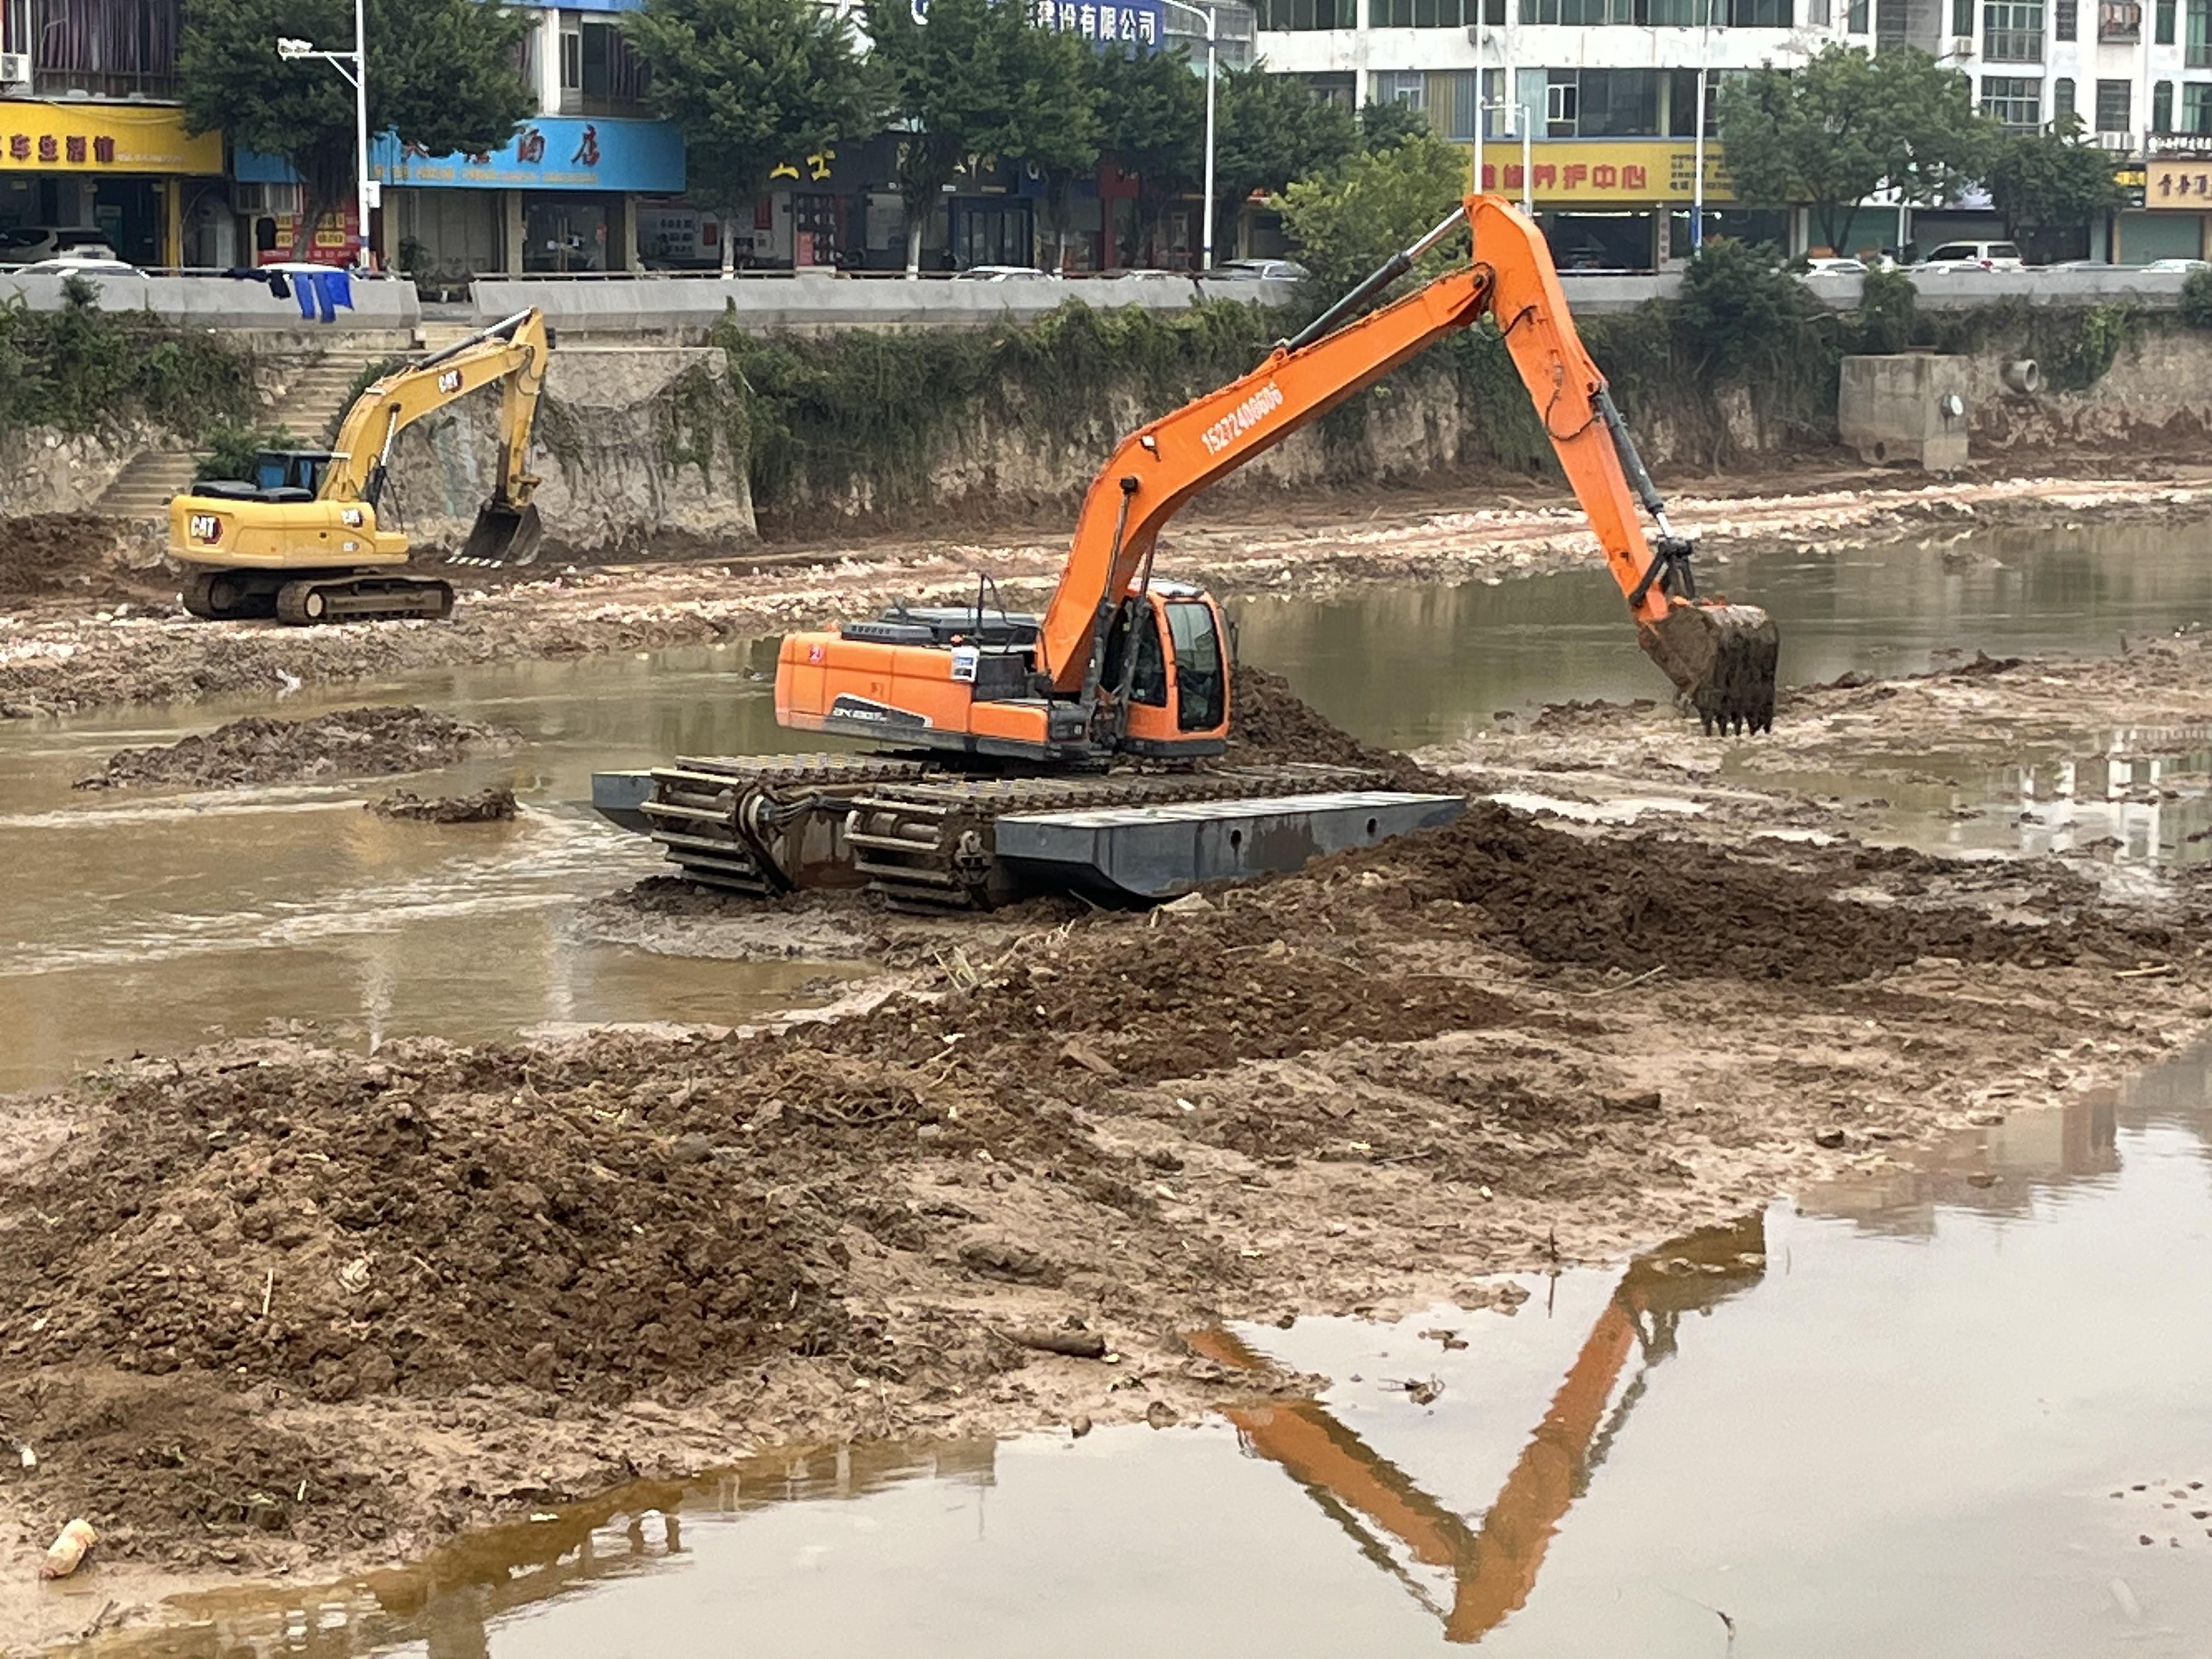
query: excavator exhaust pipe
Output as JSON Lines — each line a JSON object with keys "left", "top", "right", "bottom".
{"left": 1640, "top": 601, "right": 1780, "bottom": 736}
{"left": 453, "top": 502, "right": 543, "bottom": 568}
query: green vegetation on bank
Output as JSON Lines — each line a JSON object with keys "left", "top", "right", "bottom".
{"left": 707, "top": 247, "right": 2173, "bottom": 517}
{"left": 0, "top": 283, "right": 251, "bottom": 445}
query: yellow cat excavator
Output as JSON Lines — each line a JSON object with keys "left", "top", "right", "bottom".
{"left": 599, "top": 196, "right": 1781, "bottom": 907}
{"left": 168, "top": 308, "right": 551, "bottom": 624}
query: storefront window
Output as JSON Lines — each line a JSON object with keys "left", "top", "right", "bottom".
{"left": 523, "top": 194, "right": 612, "bottom": 272}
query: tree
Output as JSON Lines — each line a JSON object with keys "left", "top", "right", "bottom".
{"left": 1091, "top": 44, "right": 1203, "bottom": 266}
{"left": 860, "top": 0, "right": 1097, "bottom": 277}
{"left": 1674, "top": 239, "right": 1809, "bottom": 376}
{"left": 1025, "top": 29, "right": 1107, "bottom": 274}
{"left": 1717, "top": 44, "right": 1990, "bottom": 259}
{"left": 625, "top": 0, "right": 876, "bottom": 272}
{"left": 1983, "top": 126, "right": 2128, "bottom": 263}
{"left": 180, "top": 0, "right": 535, "bottom": 261}
{"left": 1358, "top": 98, "right": 1429, "bottom": 152}
{"left": 1272, "top": 131, "right": 1467, "bottom": 296}
{"left": 1214, "top": 67, "right": 1359, "bottom": 256}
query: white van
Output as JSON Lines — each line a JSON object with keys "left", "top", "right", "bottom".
{"left": 1917, "top": 241, "right": 2026, "bottom": 272}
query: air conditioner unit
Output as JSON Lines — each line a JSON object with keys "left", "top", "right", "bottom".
{"left": 0, "top": 52, "right": 32, "bottom": 88}
{"left": 1950, "top": 33, "right": 1975, "bottom": 53}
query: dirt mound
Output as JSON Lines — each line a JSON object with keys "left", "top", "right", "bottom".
{"left": 0, "top": 515, "right": 136, "bottom": 603}
{"left": 0, "top": 1043, "right": 861, "bottom": 1415}
{"left": 1226, "top": 665, "right": 1440, "bottom": 791}
{"left": 1321, "top": 803, "right": 2169, "bottom": 983}
{"left": 74, "top": 706, "right": 518, "bottom": 791}
{"left": 368, "top": 786, "right": 518, "bottom": 822}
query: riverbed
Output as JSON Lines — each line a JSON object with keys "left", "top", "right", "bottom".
{"left": 5, "top": 511, "right": 2212, "bottom": 1094}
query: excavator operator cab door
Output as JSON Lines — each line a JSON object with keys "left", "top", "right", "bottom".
{"left": 1115, "top": 588, "right": 1230, "bottom": 757}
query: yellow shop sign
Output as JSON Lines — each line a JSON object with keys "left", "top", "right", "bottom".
{"left": 0, "top": 101, "right": 222, "bottom": 174}
{"left": 1464, "top": 139, "right": 1735, "bottom": 206}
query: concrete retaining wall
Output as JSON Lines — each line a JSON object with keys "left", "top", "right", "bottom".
{"left": 470, "top": 272, "right": 1302, "bottom": 336}
{"left": 0, "top": 269, "right": 421, "bottom": 331}
{"left": 379, "top": 345, "right": 754, "bottom": 554}
{"left": 0, "top": 424, "right": 146, "bottom": 516}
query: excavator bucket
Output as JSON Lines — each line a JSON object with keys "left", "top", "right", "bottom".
{"left": 453, "top": 502, "right": 543, "bottom": 568}
{"left": 1639, "top": 601, "right": 1780, "bottom": 736}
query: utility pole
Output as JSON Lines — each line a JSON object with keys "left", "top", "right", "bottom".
{"left": 276, "top": 7, "right": 374, "bottom": 268}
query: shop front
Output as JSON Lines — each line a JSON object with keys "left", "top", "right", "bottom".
{"left": 1465, "top": 139, "right": 1782, "bottom": 269}
{"left": 374, "top": 116, "right": 682, "bottom": 278}
{"left": 0, "top": 101, "right": 222, "bottom": 267}
{"left": 2123, "top": 156, "right": 2212, "bottom": 262}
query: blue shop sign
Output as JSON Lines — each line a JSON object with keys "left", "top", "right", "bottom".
{"left": 233, "top": 116, "right": 685, "bottom": 195}
{"left": 373, "top": 118, "right": 684, "bottom": 193}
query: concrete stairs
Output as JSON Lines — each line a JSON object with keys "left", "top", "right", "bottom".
{"left": 263, "top": 345, "right": 398, "bottom": 447}
{"left": 94, "top": 343, "right": 400, "bottom": 523}
{"left": 95, "top": 449, "right": 206, "bottom": 521}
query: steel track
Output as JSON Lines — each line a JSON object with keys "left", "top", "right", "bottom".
{"left": 640, "top": 754, "right": 1390, "bottom": 908}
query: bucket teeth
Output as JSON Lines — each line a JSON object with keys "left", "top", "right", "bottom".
{"left": 1640, "top": 601, "right": 1779, "bottom": 738}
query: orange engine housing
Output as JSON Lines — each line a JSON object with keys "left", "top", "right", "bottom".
{"left": 775, "top": 588, "right": 1231, "bottom": 762}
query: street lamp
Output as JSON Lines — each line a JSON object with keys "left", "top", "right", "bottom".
{"left": 276, "top": 0, "right": 374, "bottom": 269}
{"left": 1157, "top": 0, "right": 1218, "bottom": 272}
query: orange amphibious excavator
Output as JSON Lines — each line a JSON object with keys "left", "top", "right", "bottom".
{"left": 609, "top": 195, "right": 1779, "bottom": 906}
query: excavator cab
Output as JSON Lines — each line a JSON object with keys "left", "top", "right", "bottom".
{"left": 1100, "top": 584, "right": 1230, "bottom": 755}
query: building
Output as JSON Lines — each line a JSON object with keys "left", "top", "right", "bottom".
{"left": 0, "top": 0, "right": 224, "bottom": 267}
{"left": 1254, "top": 1, "right": 1860, "bottom": 268}
{"left": 234, "top": 0, "right": 687, "bottom": 278}
{"left": 1904, "top": 0, "right": 2212, "bottom": 259}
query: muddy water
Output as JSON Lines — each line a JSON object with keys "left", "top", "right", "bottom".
{"left": 1237, "top": 513, "right": 2212, "bottom": 864}
{"left": 78, "top": 1039, "right": 2212, "bottom": 1658}
{"left": 0, "top": 642, "right": 862, "bottom": 1096}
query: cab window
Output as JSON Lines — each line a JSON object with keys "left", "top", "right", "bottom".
{"left": 1165, "top": 600, "right": 1224, "bottom": 731}
{"left": 1102, "top": 602, "right": 1169, "bottom": 706}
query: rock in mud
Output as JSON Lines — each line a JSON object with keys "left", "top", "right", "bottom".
{"left": 75, "top": 705, "right": 520, "bottom": 791}
{"left": 367, "top": 786, "right": 519, "bottom": 823}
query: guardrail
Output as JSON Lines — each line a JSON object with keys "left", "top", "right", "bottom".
{"left": 0, "top": 266, "right": 422, "bottom": 330}
{"left": 469, "top": 269, "right": 1302, "bottom": 332}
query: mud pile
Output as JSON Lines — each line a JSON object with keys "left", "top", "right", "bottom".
{"left": 368, "top": 786, "right": 519, "bottom": 822}
{"left": 1320, "top": 803, "right": 2173, "bottom": 983}
{"left": 0, "top": 1042, "right": 861, "bottom": 1411}
{"left": 1226, "top": 665, "right": 1436, "bottom": 791}
{"left": 74, "top": 706, "right": 520, "bottom": 791}
{"left": 0, "top": 515, "right": 133, "bottom": 602}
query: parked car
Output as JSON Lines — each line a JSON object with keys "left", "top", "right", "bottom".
{"left": 952, "top": 264, "right": 1053, "bottom": 281}
{"left": 19, "top": 252, "right": 140, "bottom": 276}
{"left": 2141, "top": 257, "right": 2211, "bottom": 273}
{"left": 0, "top": 225, "right": 116, "bottom": 266}
{"left": 1203, "top": 258, "right": 1310, "bottom": 282}
{"left": 1916, "top": 241, "right": 2025, "bottom": 272}
{"left": 1799, "top": 256, "right": 1869, "bottom": 275}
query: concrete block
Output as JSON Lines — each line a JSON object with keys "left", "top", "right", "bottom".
{"left": 1838, "top": 353, "right": 1972, "bottom": 471}
{"left": 0, "top": 269, "right": 421, "bottom": 330}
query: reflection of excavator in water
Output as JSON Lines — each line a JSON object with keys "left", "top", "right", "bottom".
{"left": 601, "top": 196, "right": 1780, "bottom": 909}
{"left": 1191, "top": 1215, "right": 1768, "bottom": 1644}
{"left": 167, "top": 308, "right": 551, "bottom": 624}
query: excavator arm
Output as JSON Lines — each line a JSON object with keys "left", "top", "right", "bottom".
{"left": 1037, "top": 195, "right": 1778, "bottom": 735}
{"left": 326, "top": 307, "right": 552, "bottom": 567}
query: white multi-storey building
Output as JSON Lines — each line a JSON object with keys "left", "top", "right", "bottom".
{"left": 1254, "top": 0, "right": 2209, "bottom": 263}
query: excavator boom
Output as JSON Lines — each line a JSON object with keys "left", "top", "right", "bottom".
{"left": 1040, "top": 195, "right": 1777, "bottom": 734}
